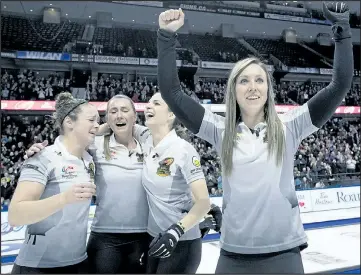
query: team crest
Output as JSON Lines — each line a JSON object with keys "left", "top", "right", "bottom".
{"left": 156, "top": 157, "right": 174, "bottom": 177}
{"left": 192, "top": 156, "right": 201, "bottom": 167}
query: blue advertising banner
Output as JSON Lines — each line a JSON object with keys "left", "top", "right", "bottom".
{"left": 16, "top": 51, "right": 71, "bottom": 61}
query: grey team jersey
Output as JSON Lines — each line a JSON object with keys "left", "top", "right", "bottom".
{"left": 197, "top": 104, "right": 319, "bottom": 254}
{"left": 135, "top": 128, "right": 204, "bottom": 241}
{"left": 89, "top": 134, "right": 148, "bottom": 233}
{"left": 15, "top": 136, "right": 94, "bottom": 268}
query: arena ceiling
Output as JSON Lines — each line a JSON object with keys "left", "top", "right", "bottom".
{"left": 2, "top": 1, "right": 360, "bottom": 19}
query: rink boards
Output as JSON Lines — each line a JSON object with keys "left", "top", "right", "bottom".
{"left": 1, "top": 208, "right": 360, "bottom": 274}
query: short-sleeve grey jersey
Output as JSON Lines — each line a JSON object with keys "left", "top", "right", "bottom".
{"left": 15, "top": 136, "right": 94, "bottom": 268}
{"left": 89, "top": 134, "right": 148, "bottom": 233}
{"left": 196, "top": 103, "right": 319, "bottom": 254}
{"left": 140, "top": 129, "right": 205, "bottom": 241}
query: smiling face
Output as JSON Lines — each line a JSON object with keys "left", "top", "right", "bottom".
{"left": 144, "top": 93, "right": 174, "bottom": 128}
{"left": 106, "top": 97, "right": 137, "bottom": 136}
{"left": 235, "top": 63, "right": 268, "bottom": 116}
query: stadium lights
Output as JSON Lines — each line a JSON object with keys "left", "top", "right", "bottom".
{"left": 66, "top": 13, "right": 68, "bottom": 16}
{"left": 112, "top": 17, "right": 114, "bottom": 20}
{"left": 132, "top": 19, "right": 135, "bottom": 22}
{"left": 30, "top": 9, "right": 33, "bottom": 12}
{"left": 3, "top": 5, "right": 6, "bottom": 8}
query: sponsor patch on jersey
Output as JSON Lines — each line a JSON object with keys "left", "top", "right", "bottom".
{"left": 192, "top": 156, "right": 201, "bottom": 167}
{"left": 156, "top": 157, "right": 174, "bottom": 177}
{"left": 61, "top": 165, "right": 78, "bottom": 179}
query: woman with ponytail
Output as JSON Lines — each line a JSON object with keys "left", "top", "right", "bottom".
{"left": 10, "top": 92, "right": 99, "bottom": 274}
{"left": 25, "top": 94, "right": 221, "bottom": 273}
{"left": 137, "top": 92, "right": 211, "bottom": 273}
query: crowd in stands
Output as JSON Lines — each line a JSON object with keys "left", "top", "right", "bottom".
{"left": 1, "top": 106, "right": 360, "bottom": 207}
{"left": 1, "top": 11, "right": 360, "bottom": 208}
{"left": 2, "top": 69, "right": 360, "bottom": 107}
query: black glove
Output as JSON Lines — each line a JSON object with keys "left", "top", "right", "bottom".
{"left": 322, "top": 2, "right": 350, "bottom": 39}
{"left": 148, "top": 223, "right": 184, "bottom": 258}
{"left": 208, "top": 204, "right": 222, "bottom": 232}
{"left": 199, "top": 215, "right": 216, "bottom": 238}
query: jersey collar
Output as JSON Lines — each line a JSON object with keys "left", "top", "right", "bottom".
{"left": 109, "top": 133, "right": 142, "bottom": 154}
{"left": 54, "top": 136, "right": 93, "bottom": 165}
{"left": 238, "top": 121, "right": 267, "bottom": 133}
{"left": 151, "top": 129, "right": 178, "bottom": 156}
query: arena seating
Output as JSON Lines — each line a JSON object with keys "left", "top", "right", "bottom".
{"left": 244, "top": 37, "right": 331, "bottom": 68}
{"left": 305, "top": 43, "right": 360, "bottom": 70}
{"left": 1, "top": 15, "right": 84, "bottom": 52}
{"left": 306, "top": 42, "right": 335, "bottom": 60}
{"left": 1, "top": 11, "right": 360, "bottom": 206}
{"left": 177, "top": 33, "right": 251, "bottom": 62}
{"left": 92, "top": 27, "right": 157, "bottom": 58}
{"left": 1, "top": 14, "right": 359, "bottom": 70}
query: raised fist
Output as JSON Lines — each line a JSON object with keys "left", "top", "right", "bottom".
{"left": 159, "top": 8, "right": 185, "bottom": 33}
{"left": 322, "top": 2, "right": 350, "bottom": 24}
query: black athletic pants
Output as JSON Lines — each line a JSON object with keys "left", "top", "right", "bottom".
{"left": 86, "top": 231, "right": 150, "bottom": 274}
{"left": 215, "top": 246, "right": 304, "bottom": 274}
{"left": 146, "top": 237, "right": 202, "bottom": 274}
{"left": 11, "top": 259, "right": 88, "bottom": 274}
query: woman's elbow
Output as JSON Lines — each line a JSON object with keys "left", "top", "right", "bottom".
{"left": 196, "top": 197, "right": 211, "bottom": 213}
{"left": 8, "top": 204, "right": 22, "bottom": 227}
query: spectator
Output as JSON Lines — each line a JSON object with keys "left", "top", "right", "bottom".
{"left": 346, "top": 154, "right": 357, "bottom": 176}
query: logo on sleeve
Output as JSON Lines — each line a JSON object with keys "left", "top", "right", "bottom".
{"left": 156, "top": 157, "right": 174, "bottom": 177}
{"left": 192, "top": 156, "right": 201, "bottom": 167}
{"left": 22, "top": 164, "right": 40, "bottom": 171}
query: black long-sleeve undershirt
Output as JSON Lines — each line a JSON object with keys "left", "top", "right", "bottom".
{"left": 157, "top": 23, "right": 353, "bottom": 133}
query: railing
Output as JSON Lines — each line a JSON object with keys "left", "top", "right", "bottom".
{"left": 295, "top": 172, "right": 360, "bottom": 190}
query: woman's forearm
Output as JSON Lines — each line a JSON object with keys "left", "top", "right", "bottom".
{"left": 179, "top": 198, "right": 210, "bottom": 232}
{"left": 8, "top": 193, "right": 67, "bottom": 226}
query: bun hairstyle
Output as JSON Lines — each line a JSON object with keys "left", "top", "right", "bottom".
{"left": 52, "top": 92, "right": 88, "bottom": 134}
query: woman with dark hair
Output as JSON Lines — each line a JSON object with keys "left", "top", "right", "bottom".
{"left": 137, "top": 92, "right": 211, "bottom": 273}
{"left": 25, "top": 94, "right": 221, "bottom": 273}
{"left": 9, "top": 92, "right": 99, "bottom": 274}
{"left": 25, "top": 94, "right": 150, "bottom": 274}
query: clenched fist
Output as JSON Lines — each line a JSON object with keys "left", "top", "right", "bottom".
{"left": 159, "top": 8, "right": 185, "bottom": 33}
{"left": 322, "top": 2, "right": 349, "bottom": 24}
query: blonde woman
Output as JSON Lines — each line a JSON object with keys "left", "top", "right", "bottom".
{"left": 156, "top": 2, "right": 353, "bottom": 273}
{"left": 25, "top": 94, "right": 221, "bottom": 274}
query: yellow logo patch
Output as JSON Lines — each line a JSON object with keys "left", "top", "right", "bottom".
{"left": 192, "top": 156, "right": 201, "bottom": 167}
